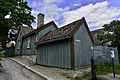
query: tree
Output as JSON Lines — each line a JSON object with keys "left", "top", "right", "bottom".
{"left": 97, "top": 20, "right": 120, "bottom": 59}
{"left": 0, "top": 0, "right": 35, "bottom": 45}
{"left": 0, "top": 42, "right": 5, "bottom": 67}
{"left": 0, "top": 42, "right": 5, "bottom": 58}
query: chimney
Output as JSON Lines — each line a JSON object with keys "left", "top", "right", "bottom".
{"left": 37, "top": 13, "right": 44, "bottom": 28}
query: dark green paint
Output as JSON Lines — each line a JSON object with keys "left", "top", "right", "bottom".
{"left": 74, "top": 23, "right": 93, "bottom": 68}
{"left": 37, "top": 40, "right": 71, "bottom": 68}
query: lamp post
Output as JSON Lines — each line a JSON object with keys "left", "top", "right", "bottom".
{"left": 91, "top": 45, "right": 97, "bottom": 80}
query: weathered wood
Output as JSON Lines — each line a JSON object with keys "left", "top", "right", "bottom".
{"left": 37, "top": 39, "right": 71, "bottom": 68}
{"left": 74, "top": 23, "right": 93, "bottom": 68}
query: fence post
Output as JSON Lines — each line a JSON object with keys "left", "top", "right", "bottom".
{"left": 90, "top": 56, "right": 97, "bottom": 80}
{"left": 112, "top": 58, "right": 115, "bottom": 78}
{"left": 110, "top": 49, "right": 115, "bottom": 78}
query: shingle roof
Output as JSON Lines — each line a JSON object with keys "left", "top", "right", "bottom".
{"left": 91, "top": 29, "right": 105, "bottom": 45}
{"left": 21, "top": 26, "right": 34, "bottom": 36}
{"left": 36, "top": 20, "right": 80, "bottom": 44}
{"left": 36, "top": 17, "right": 92, "bottom": 45}
{"left": 22, "top": 21, "right": 58, "bottom": 39}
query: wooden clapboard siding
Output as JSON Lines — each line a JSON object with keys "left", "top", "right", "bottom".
{"left": 37, "top": 25, "right": 56, "bottom": 40}
{"left": 22, "top": 24, "right": 56, "bottom": 55}
{"left": 22, "top": 34, "right": 36, "bottom": 55}
{"left": 74, "top": 23, "right": 93, "bottom": 68}
{"left": 37, "top": 39, "right": 71, "bottom": 69}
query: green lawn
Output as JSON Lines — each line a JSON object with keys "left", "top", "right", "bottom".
{"left": 75, "top": 63, "right": 120, "bottom": 80}
{"left": 96, "top": 62, "right": 120, "bottom": 75}
{"left": 62, "top": 63, "right": 120, "bottom": 80}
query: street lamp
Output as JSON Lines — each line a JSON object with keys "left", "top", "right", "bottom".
{"left": 90, "top": 45, "right": 97, "bottom": 80}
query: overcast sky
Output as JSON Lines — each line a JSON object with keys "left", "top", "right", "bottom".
{"left": 26, "top": 0, "right": 120, "bottom": 31}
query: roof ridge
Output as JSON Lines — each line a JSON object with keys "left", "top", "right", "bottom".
{"left": 46, "top": 18, "right": 81, "bottom": 33}
{"left": 35, "top": 21, "right": 58, "bottom": 32}
{"left": 91, "top": 28, "right": 104, "bottom": 32}
{"left": 36, "top": 18, "right": 83, "bottom": 44}
{"left": 60, "top": 19, "right": 81, "bottom": 28}
{"left": 22, "top": 21, "right": 58, "bottom": 39}
{"left": 68, "top": 18, "right": 82, "bottom": 35}
{"left": 22, "top": 26, "right": 33, "bottom": 29}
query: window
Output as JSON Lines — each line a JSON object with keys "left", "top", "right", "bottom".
{"left": 17, "top": 40, "right": 21, "bottom": 49}
{"left": 27, "top": 37, "right": 31, "bottom": 49}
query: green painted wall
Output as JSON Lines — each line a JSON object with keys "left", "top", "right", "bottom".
{"left": 22, "top": 34, "right": 36, "bottom": 55}
{"left": 22, "top": 24, "right": 56, "bottom": 55}
{"left": 37, "top": 25, "right": 56, "bottom": 40}
{"left": 15, "top": 30, "right": 22, "bottom": 56}
{"left": 74, "top": 23, "right": 93, "bottom": 68}
{"left": 37, "top": 39, "right": 71, "bottom": 68}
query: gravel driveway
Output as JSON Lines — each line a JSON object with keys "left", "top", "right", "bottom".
{"left": 0, "top": 58, "right": 45, "bottom": 80}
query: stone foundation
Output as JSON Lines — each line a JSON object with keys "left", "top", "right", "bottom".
{"left": 22, "top": 55, "right": 36, "bottom": 62}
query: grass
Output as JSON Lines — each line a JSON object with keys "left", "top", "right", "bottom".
{"left": 61, "top": 63, "right": 120, "bottom": 80}
{"left": 60, "top": 72, "right": 74, "bottom": 80}
{"left": 96, "top": 62, "right": 120, "bottom": 75}
{"left": 75, "top": 72, "right": 91, "bottom": 80}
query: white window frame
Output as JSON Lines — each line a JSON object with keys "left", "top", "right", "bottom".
{"left": 17, "top": 40, "right": 21, "bottom": 49}
{"left": 27, "top": 37, "right": 31, "bottom": 49}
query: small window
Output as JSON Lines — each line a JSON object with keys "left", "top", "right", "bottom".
{"left": 27, "top": 37, "right": 31, "bottom": 49}
{"left": 17, "top": 40, "right": 21, "bottom": 49}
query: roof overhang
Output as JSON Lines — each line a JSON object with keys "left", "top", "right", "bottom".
{"left": 36, "top": 36, "right": 71, "bottom": 46}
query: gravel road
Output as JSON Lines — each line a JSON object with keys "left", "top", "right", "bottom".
{"left": 0, "top": 59, "right": 46, "bottom": 80}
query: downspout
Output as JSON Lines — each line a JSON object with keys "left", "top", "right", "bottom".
{"left": 71, "top": 36, "right": 75, "bottom": 69}
{"left": 35, "top": 32, "right": 38, "bottom": 63}
{"left": 20, "top": 39, "right": 23, "bottom": 56}
{"left": 20, "top": 25, "right": 23, "bottom": 56}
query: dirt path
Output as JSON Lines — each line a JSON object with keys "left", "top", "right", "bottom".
{"left": 0, "top": 58, "right": 46, "bottom": 80}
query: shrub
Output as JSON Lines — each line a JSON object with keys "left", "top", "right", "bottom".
{"left": 0, "top": 42, "right": 5, "bottom": 58}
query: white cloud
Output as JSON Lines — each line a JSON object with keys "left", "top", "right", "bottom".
{"left": 44, "top": 0, "right": 57, "bottom": 3}
{"left": 60, "top": 1, "right": 120, "bottom": 30}
{"left": 73, "top": 3, "right": 81, "bottom": 7}
{"left": 30, "top": 1, "right": 120, "bottom": 30}
{"left": 30, "top": 0, "right": 69, "bottom": 28}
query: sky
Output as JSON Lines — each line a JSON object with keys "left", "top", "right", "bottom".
{"left": 25, "top": 0, "right": 120, "bottom": 31}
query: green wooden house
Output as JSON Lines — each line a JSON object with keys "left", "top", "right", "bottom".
{"left": 15, "top": 13, "right": 58, "bottom": 60}
{"left": 15, "top": 26, "right": 34, "bottom": 56}
{"left": 35, "top": 17, "right": 94, "bottom": 69}
{"left": 15, "top": 13, "right": 119, "bottom": 69}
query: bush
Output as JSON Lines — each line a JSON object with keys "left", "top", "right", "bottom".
{"left": 0, "top": 42, "right": 5, "bottom": 58}
{"left": 0, "top": 51, "right": 5, "bottom": 58}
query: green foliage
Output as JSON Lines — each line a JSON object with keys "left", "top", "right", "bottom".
{"left": 96, "top": 62, "right": 120, "bottom": 75}
{"left": 0, "top": 42, "right": 6, "bottom": 58}
{"left": 0, "top": 0, "right": 35, "bottom": 42}
{"left": 74, "top": 63, "right": 120, "bottom": 80}
{"left": 97, "top": 33, "right": 114, "bottom": 45}
{"left": 75, "top": 72, "right": 91, "bottom": 80}
{"left": 0, "top": 51, "right": 6, "bottom": 58}
{"left": 60, "top": 72, "right": 74, "bottom": 80}
{"left": 97, "top": 20, "right": 120, "bottom": 61}
{"left": 97, "top": 20, "right": 120, "bottom": 47}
